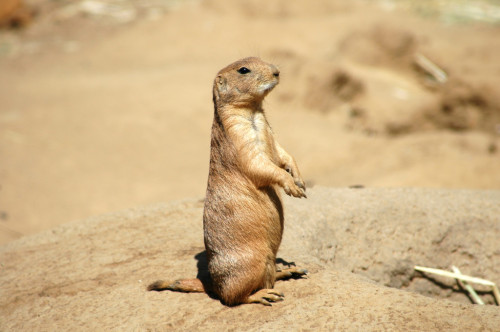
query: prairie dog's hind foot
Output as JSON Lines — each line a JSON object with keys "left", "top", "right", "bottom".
{"left": 275, "top": 267, "right": 308, "bottom": 281}
{"left": 246, "top": 289, "right": 285, "bottom": 306}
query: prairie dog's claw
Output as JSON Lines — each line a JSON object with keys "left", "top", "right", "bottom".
{"left": 284, "top": 183, "right": 306, "bottom": 198}
{"left": 247, "top": 289, "right": 285, "bottom": 306}
{"left": 295, "top": 179, "right": 306, "bottom": 191}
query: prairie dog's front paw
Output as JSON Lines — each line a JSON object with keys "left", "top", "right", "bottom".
{"left": 294, "top": 178, "right": 306, "bottom": 191}
{"left": 284, "top": 166, "right": 306, "bottom": 192}
{"left": 283, "top": 178, "right": 307, "bottom": 198}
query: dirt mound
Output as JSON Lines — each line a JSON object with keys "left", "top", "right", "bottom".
{"left": 421, "top": 80, "right": 500, "bottom": 133}
{"left": 1, "top": 187, "right": 499, "bottom": 330}
{"left": 282, "top": 187, "right": 500, "bottom": 305}
{"left": 304, "top": 67, "right": 366, "bottom": 112}
{"left": 339, "top": 25, "right": 418, "bottom": 69}
{"left": 301, "top": 23, "right": 500, "bottom": 136}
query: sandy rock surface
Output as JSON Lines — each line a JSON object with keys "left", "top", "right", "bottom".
{"left": 1, "top": 187, "right": 499, "bottom": 331}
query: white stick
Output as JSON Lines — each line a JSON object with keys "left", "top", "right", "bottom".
{"left": 414, "top": 266, "right": 495, "bottom": 286}
{"left": 452, "top": 266, "right": 484, "bottom": 305}
{"left": 493, "top": 285, "right": 500, "bottom": 306}
{"left": 414, "top": 53, "right": 448, "bottom": 84}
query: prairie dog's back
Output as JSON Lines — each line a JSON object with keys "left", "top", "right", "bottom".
{"left": 204, "top": 57, "right": 283, "bottom": 253}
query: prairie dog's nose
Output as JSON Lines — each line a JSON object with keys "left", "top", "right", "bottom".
{"left": 271, "top": 65, "right": 280, "bottom": 78}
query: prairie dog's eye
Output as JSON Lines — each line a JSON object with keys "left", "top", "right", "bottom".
{"left": 237, "top": 67, "right": 251, "bottom": 74}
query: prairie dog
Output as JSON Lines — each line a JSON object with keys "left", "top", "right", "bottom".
{"left": 148, "top": 57, "right": 307, "bottom": 306}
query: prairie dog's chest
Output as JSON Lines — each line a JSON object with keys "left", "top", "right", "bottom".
{"left": 228, "top": 112, "right": 275, "bottom": 153}
{"left": 251, "top": 112, "right": 269, "bottom": 144}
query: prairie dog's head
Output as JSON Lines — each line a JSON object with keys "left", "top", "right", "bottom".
{"left": 213, "top": 57, "right": 280, "bottom": 107}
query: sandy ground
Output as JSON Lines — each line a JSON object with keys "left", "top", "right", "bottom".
{"left": 1, "top": 187, "right": 499, "bottom": 331}
{"left": 0, "top": 0, "right": 499, "bottom": 244}
{"left": 0, "top": 0, "right": 500, "bottom": 330}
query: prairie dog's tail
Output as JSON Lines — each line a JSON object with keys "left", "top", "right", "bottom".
{"left": 147, "top": 278, "right": 205, "bottom": 293}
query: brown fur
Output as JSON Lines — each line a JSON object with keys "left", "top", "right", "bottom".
{"left": 148, "top": 57, "right": 306, "bottom": 306}
{"left": 0, "top": 0, "right": 33, "bottom": 29}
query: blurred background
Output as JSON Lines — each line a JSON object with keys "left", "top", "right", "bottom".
{"left": 1, "top": 0, "right": 499, "bottom": 244}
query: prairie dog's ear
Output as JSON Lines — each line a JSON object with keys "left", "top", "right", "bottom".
{"left": 217, "top": 75, "right": 227, "bottom": 91}
{"left": 214, "top": 75, "right": 227, "bottom": 101}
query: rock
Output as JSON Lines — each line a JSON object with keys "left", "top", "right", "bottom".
{"left": 1, "top": 187, "right": 499, "bottom": 330}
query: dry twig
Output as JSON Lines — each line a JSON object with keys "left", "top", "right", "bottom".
{"left": 414, "top": 265, "right": 499, "bottom": 305}
{"left": 452, "top": 266, "right": 484, "bottom": 305}
{"left": 413, "top": 53, "right": 448, "bottom": 84}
